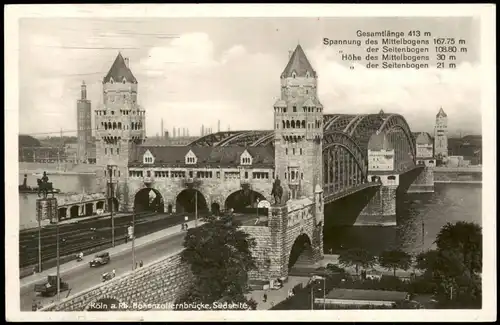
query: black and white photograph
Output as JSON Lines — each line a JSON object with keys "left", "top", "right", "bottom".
{"left": 5, "top": 4, "right": 496, "bottom": 322}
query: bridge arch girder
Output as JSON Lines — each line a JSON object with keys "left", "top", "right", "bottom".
{"left": 218, "top": 130, "right": 272, "bottom": 147}
{"left": 323, "top": 132, "right": 368, "bottom": 197}
{"left": 377, "top": 114, "right": 416, "bottom": 162}
{"left": 188, "top": 131, "right": 248, "bottom": 147}
{"left": 251, "top": 132, "right": 275, "bottom": 146}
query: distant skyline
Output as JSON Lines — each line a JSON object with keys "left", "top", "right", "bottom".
{"left": 19, "top": 17, "right": 482, "bottom": 138}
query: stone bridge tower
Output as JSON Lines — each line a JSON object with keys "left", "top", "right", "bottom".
{"left": 95, "top": 53, "right": 146, "bottom": 210}
{"left": 273, "top": 44, "right": 324, "bottom": 201}
{"left": 434, "top": 107, "right": 448, "bottom": 160}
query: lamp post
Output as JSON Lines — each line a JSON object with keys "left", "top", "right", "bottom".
{"left": 107, "top": 161, "right": 116, "bottom": 247}
{"left": 38, "top": 210, "right": 42, "bottom": 273}
{"left": 256, "top": 198, "right": 260, "bottom": 218}
{"left": 195, "top": 190, "right": 198, "bottom": 227}
{"left": 129, "top": 210, "right": 136, "bottom": 271}
{"left": 56, "top": 214, "right": 60, "bottom": 301}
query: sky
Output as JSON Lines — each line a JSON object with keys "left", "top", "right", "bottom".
{"left": 18, "top": 17, "right": 482, "bottom": 138}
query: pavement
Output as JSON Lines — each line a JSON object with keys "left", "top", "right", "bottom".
{"left": 246, "top": 276, "right": 310, "bottom": 310}
{"left": 20, "top": 219, "right": 204, "bottom": 311}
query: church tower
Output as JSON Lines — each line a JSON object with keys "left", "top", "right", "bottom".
{"left": 95, "top": 53, "right": 146, "bottom": 209}
{"left": 273, "top": 45, "right": 324, "bottom": 201}
{"left": 77, "top": 80, "right": 92, "bottom": 163}
{"left": 434, "top": 107, "right": 448, "bottom": 159}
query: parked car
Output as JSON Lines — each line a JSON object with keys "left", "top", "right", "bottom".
{"left": 89, "top": 252, "right": 111, "bottom": 267}
{"left": 34, "top": 276, "right": 69, "bottom": 297}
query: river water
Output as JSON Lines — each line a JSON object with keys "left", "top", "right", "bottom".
{"left": 18, "top": 174, "right": 482, "bottom": 254}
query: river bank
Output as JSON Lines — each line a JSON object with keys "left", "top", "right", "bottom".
{"left": 19, "top": 162, "right": 98, "bottom": 175}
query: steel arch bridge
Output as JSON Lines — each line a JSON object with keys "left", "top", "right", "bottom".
{"left": 188, "top": 113, "right": 417, "bottom": 199}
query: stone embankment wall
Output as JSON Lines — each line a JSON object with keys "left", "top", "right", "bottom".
{"left": 42, "top": 251, "right": 193, "bottom": 311}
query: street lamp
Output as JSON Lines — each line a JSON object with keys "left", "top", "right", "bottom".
{"left": 194, "top": 190, "right": 198, "bottom": 227}
{"left": 256, "top": 198, "right": 260, "bottom": 218}
{"left": 129, "top": 210, "right": 136, "bottom": 271}
{"left": 56, "top": 211, "right": 61, "bottom": 301}
{"left": 107, "top": 160, "right": 117, "bottom": 247}
{"left": 309, "top": 275, "right": 326, "bottom": 310}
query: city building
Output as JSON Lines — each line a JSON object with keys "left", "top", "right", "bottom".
{"left": 94, "top": 52, "right": 146, "bottom": 193}
{"left": 77, "top": 81, "right": 93, "bottom": 163}
{"left": 433, "top": 107, "right": 448, "bottom": 159}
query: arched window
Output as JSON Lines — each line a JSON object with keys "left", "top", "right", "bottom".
{"left": 286, "top": 120, "right": 290, "bottom": 128}
{"left": 291, "top": 120, "right": 295, "bottom": 128}
{"left": 118, "top": 122, "right": 122, "bottom": 129}
{"left": 301, "top": 120, "right": 306, "bottom": 128}
{"left": 113, "top": 122, "right": 117, "bottom": 130}
{"left": 282, "top": 120, "right": 285, "bottom": 129}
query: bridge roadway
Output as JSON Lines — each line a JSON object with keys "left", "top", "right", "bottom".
{"left": 21, "top": 226, "right": 187, "bottom": 311}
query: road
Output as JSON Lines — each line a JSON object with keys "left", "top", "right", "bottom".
{"left": 20, "top": 231, "right": 186, "bottom": 311}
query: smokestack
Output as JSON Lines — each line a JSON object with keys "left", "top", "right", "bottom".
{"left": 178, "top": 128, "right": 181, "bottom": 138}
{"left": 173, "top": 127, "right": 176, "bottom": 138}
{"left": 165, "top": 131, "right": 169, "bottom": 139}
{"left": 218, "top": 120, "right": 220, "bottom": 133}
{"left": 201, "top": 125, "right": 205, "bottom": 136}
{"left": 187, "top": 129, "right": 190, "bottom": 137}
{"left": 125, "top": 57, "right": 130, "bottom": 68}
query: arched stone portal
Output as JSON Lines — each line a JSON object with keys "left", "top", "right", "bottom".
{"left": 107, "top": 198, "right": 119, "bottom": 212}
{"left": 176, "top": 189, "right": 208, "bottom": 214}
{"left": 86, "top": 297, "right": 124, "bottom": 311}
{"left": 85, "top": 203, "right": 94, "bottom": 216}
{"left": 211, "top": 202, "right": 220, "bottom": 215}
{"left": 134, "top": 188, "right": 164, "bottom": 213}
{"left": 288, "top": 234, "right": 314, "bottom": 270}
{"left": 70, "top": 205, "right": 79, "bottom": 218}
{"left": 58, "top": 207, "right": 67, "bottom": 220}
{"left": 225, "top": 189, "right": 266, "bottom": 214}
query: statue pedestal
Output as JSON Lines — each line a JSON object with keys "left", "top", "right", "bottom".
{"left": 36, "top": 198, "right": 58, "bottom": 224}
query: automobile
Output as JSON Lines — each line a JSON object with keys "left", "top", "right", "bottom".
{"left": 34, "top": 276, "right": 69, "bottom": 297}
{"left": 89, "top": 252, "right": 111, "bottom": 267}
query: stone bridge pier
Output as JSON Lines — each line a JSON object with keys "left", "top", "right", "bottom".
{"left": 357, "top": 174, "right": 399, "bottom": 227}
{"left": 407, "top": 159, "right": 435, "bottom": 193}
{"left": 243, "top": 187, "right": 324, "bottom": 282}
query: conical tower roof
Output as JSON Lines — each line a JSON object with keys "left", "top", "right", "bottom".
{"left": 103, "top": 52, "right": 137, "bottom": 84}
{"left": 281, "top": 44, "right": 316, "bottom": 79}
{"left": 436, "top": 107, "right": 447, "bottom": 118}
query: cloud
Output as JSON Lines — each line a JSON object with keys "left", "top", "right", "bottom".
{"left": 19, "top": 29, "right": 481, "bottom": 138}
{"left": 306, "top": 45, "right": 481, "bottom": 134}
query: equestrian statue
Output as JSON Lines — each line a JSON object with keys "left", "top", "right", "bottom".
{"left": 37, "top": 171, "right": 55, "bottom": 199}
{"left": 271, "top": 178, "right": 283, "bottom": 205}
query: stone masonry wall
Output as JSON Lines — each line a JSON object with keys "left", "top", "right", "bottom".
{"left": 42, "top": 251, "right": 193, "bottom": 311}
{"left": 357, "top": 185, "right": 398, "bottom": 226}
{"left": 241, "top": 226, "right": 274, "bottom": 281}
{"left": 408, "top": 167, "right": 435, "bottom": 193}
{"left": 121, "top": 171, "right": 274, "bottom": 213}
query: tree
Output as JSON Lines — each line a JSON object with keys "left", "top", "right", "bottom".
{"left": 175, "top": 214, "right": 258, "bottom": 309}
{"left": 432, "top": 222, "right": 482, "bottom": 308}
{"left": 338, "top": 248, "right": 376, "bottom": 275}
{"left": 415, "top": 249, "right": 439, "bottom": 277}
{"left": 378, "top": 249, "right": 412, "bottom": 277}
{"left": 435, "top": 221, "right": 482, "bottom": 276}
